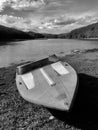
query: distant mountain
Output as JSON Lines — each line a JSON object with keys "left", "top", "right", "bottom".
{"left": 66, "top": 22, "right": 98, "bottom": 39}
{"left": 1, "top": 22, "right": 98, "bottom": 43}
{"left": 0, "top": 25, "right": 45, "bottom": 42}
{"left": 0, "top": 25, "right": 32, "bottom": 42}
{"left": 28, "top": 31, "right": 68, "bottom": 39}
{"left": 28, "top": 22, "right": 98, "bottom": 39}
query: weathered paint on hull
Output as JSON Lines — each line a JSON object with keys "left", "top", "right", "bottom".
{"left": 16, "top": 55, "right": 78, "bottom": 111}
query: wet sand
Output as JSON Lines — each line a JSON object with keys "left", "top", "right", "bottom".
{"left": 0, "top": 49, "right": 98, "bottom": 130}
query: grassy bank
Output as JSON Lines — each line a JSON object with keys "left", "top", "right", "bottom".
{"left": 0, "top": 49, "right": 98, "bottom": 130}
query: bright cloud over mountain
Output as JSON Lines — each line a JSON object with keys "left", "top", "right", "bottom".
{"left": 0, "top": 0, "right": 98, "bottom": 33}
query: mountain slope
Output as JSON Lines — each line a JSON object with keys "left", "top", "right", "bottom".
{"left": 66, "top": 22, "right": 98, "bottom": 39}
{"left": 1, "top": 22, "right": 98, "bottom": 42}
{"left": 0, "top": 25, "right": 32, "bottom": 41}
{"left": 28, "top": 22, "right": 98, "bottom": 39}
{"left": 0, "top": 25, "right": 45, "bottom": 42}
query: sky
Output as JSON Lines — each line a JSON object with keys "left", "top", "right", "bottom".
{"left": 0, "top": 0, "right": 98, "bottom": 34}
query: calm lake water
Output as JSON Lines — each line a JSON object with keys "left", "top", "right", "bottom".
{"left": 0, "top": 39, "right": 98, "bottom": 67}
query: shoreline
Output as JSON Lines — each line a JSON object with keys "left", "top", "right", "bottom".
{"left": 1, "top": 48, "right": 98, "bottom": 130}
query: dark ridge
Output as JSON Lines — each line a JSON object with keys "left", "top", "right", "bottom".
{"left": 28, "top": 22, "right": 98, "bottom": 39}
{"left": 0, "top": 25, "right": 45, "bottom": 43}
{"left": 66, "top": 22, "right": 98, "bottom": 39}
{"left": 1, "top": 22, "right": 98, "bottom": 43}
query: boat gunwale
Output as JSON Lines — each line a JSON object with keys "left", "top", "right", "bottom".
{"left": 16, "top": 54, "right": 59, "bottom": 75}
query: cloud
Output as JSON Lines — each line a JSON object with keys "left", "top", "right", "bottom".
{"left": 53, "top": 19, "right": 76, "bottom": 26}
{"left": 0, "top": 14, "right": 23, "bottom": 26}
{"left": 11, "top": 0, "right": 45, "bottom": 10}
{"left": 0, "top": 14, "right": 42, "bottom": 31}
{"left": 0, "top": 0, "right": 7, "bottom": 11}
{"left": 36, "top": 12, "right": 98, "bottom": 33}
{"left": 0, "top": 5, "right": 98, "bottom": 34}
{"left": 0, "top": 0, "right": 45, "bottom": 12}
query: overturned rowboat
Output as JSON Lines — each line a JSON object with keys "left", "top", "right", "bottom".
{"left": 16, "top": 55, "right": 78, "bottom": 111}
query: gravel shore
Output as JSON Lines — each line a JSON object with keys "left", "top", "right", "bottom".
{"left": 0, "top": 49, "right": 98, "bottom": 130}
